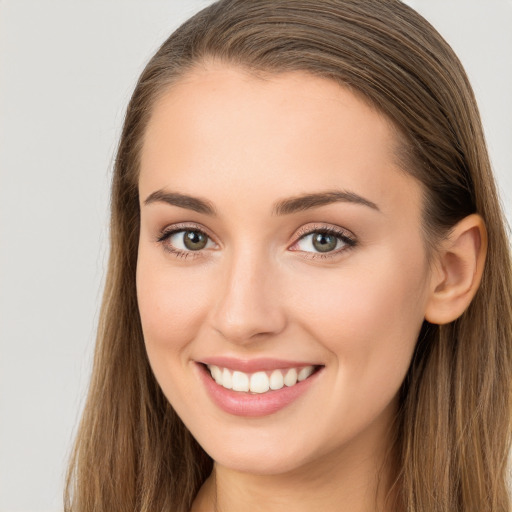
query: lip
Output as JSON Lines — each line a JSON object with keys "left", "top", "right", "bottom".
{"left": 199, "top": 356, "right": 321, "bottom": 373}
{"left": 196, "top": 362, "right": 323, "bottom": 417}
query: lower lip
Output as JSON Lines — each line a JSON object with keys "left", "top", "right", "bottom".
{"left": 197, "top": 363, "right": 322, "bottom": 417}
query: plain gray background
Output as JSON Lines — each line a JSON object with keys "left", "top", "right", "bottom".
{"left": 1, "top": 1, "right": 511, "bottom": 510}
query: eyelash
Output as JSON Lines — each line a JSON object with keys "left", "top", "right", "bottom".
{"left": 156, "top": 223, "right": 357, "bottom": 260}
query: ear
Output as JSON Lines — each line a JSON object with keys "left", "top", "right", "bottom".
{"left": 425, "top": 214, "right": 487, "bottom": 325}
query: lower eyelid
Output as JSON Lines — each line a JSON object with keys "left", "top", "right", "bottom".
{"left": 291, "top": 243, "right": 356, "bottom": 262}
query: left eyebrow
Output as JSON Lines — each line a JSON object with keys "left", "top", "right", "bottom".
{"left": 144, "top": 189, "right": 216, "bottom": 215}
{"left": 273, "top": 190, "right": 380, "bottom": 215}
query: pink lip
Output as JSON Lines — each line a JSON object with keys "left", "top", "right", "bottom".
{"left": 196, "top": 362, "right": 323, "bottom": 417}
{"left": 199, "top": 356, "right": 319, "bottom": 373}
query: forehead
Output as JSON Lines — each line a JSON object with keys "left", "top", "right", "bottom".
{"left": 139, "top": 64, "right": 421, "bottom": 220}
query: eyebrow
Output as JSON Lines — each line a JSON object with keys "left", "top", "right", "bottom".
{"left": 144, "top": 190, "right": 216, "bottom": 215}
{"left": 143, "top": 188, "right": 379, "bottom": 216}
{"left": 272, "top": 190, "right": 380, "bottom": 215}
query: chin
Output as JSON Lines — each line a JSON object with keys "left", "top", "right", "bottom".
{"left": 194, "top": 427, "right": 322, "bottom": 476}
{"left": 213, "top": 449, "right": 310, "bottom": 476}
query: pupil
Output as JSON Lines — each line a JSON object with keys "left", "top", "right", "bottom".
{"left": 312, "top": 233, "right": 337, "bottom": 252}
{"left": 184, "top": 231, "right": 207, "bottom": 250}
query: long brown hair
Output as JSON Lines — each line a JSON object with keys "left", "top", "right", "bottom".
{"left": 65, "top": 1, "right": 512, "bottom": 510}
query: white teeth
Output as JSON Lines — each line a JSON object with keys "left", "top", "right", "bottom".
{"left": 232, "top": 371, "right": 249, "bottom": 392}
{"left": 298, "top": 366, "right": 314, "bottom": 381}
{"left": 250, "top": 371, "right": 270, "bottom": 393}
{"left": 269, "top": 369, "right": 284, "bottom": 390}
{"left": 210, "top": 365, "right": 222, "bottom": 384}
{"left": 284, "top": 368, "right": 298, "bottom": 387}
{"left": 206, "top": 364, "right": 316, "bottom": 394}
{"left": 222, "top": 368, "right": 232, "bottom": 389}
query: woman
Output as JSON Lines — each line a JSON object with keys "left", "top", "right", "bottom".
{"left": 65, "top": 1, "right": 512, "bottom": 511}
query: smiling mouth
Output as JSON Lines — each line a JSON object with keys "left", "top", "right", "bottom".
{"left": 205, "top": 364, "right": 322, "bottom": 394}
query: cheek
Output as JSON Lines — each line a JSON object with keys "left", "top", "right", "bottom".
{"left": 136, "top": 251, "right": 208, "bottom": 361}
{"left": 295, "top": 245, "right": 429, "bottom": 383}
{"left": 285, "top": 247, "right": 430, "bottom": 448}
{"left": 136, "top": 253, "right": 214, "bottom": 418}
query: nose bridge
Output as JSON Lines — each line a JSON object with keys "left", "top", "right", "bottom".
{"left": 210, "top": 243, "right": 286, "bottom": 343}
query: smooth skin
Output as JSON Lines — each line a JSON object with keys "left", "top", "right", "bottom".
{"left": 136, "top": 64, "right": 486, "bottom": 512}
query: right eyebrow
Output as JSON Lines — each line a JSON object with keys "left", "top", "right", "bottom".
{"left": 143, "top": 189, "right": 216, "bottom": 216}
{"left": 273, "top": 190, "right": 380, "bottom": 215}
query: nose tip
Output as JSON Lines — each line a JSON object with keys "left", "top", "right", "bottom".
{"left": 209, "top": 258, "right": 287, "bottom": 344}
{"left": 212, "top": 288, "right": 287, "bottom": 344}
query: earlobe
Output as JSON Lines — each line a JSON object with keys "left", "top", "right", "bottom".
{"left": 424, "top": 214, "right": 487, "bottom": 325}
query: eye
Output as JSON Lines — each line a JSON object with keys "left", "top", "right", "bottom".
{"left": 158, "top": 226, "right": 216, "bottom": 256}
{"left": 295, "top": 232, "right": 345, "bottom": 253}
{"left": 290, "top": 226, "right": 356, "bottom": 256}
{"left": 172, "top": 230, "right": 210, "bottom": 251}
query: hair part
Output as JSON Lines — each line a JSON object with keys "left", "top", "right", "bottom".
{"left": 66, "top": 1, "right": 512, "bottom": 511}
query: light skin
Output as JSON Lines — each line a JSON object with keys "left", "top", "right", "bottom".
{"left": 136, "top": 64, "right": 486, "bottom": 512}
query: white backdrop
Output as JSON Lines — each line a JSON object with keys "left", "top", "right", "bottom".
{"left": 0, "top": 1, "right": 510, "bottom": 511}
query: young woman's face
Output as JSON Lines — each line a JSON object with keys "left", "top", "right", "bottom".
{"left": 137, "top": 65, "right": 433, "bottom": 475}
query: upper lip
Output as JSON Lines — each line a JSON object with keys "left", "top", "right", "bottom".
{"left": 198, "top": 356, "right": 322, "bottom": 373}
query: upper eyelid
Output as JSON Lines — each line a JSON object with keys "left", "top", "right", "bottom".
{"left": 293, "top": 223, "right": 356, "bottom": 240}
{"left": 157, "top": 222, "right": 217, "bottom": 242}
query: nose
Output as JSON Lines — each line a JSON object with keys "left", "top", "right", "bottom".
{"left": 209, "top": 247, "right": 287, "bottom": 344}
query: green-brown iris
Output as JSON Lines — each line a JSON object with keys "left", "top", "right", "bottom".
{"left": 183, "top": 230, "right": 208, "bottom": 250}
{"left": 312, "top": 233, "right": 338, "bottom": 252}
